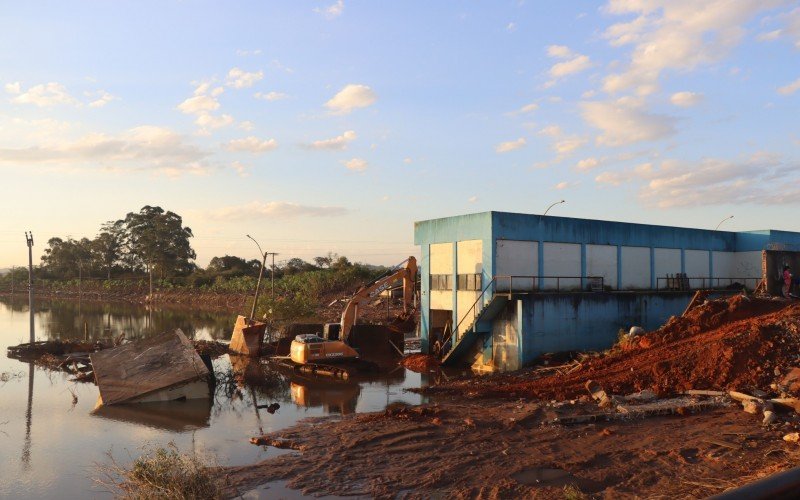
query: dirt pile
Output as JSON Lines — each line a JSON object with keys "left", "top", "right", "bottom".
{"left": 400, "top": 353, "right": 440, "bottom": 373}
{"left": 428, "top": 296, "right": 800, "bottom": 400}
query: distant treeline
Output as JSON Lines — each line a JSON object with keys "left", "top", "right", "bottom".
{"left": 0, "top": 206, "right": 391, "bottom": 319}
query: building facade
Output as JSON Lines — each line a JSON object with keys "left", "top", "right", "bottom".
{"left": 414, "top": 211, "right": 800, "bottom": 372}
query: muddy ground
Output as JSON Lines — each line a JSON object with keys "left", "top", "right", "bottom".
{"left": 220, "top": 296, "right": 800, "bottom": 498}
{"left": 222, "top": 397, "right": 800, "bottom": 499}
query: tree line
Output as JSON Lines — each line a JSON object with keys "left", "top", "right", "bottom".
{"left": 5, "top": 205, "right": 364, "bottom": 286}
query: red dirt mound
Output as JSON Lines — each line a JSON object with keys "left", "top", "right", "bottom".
{"left": 401, "top": 354, "right": 440, "bottom": 373}
{"left": 429, "top": 297, "right": 799, "bottom": 401}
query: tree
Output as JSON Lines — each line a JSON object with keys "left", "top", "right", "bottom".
{"left": 313, "top": 252, "right": 337, "bottom": 268}
{"left": 123, "top": 206, "right": 196, "bottom": 293}
{"left": 206, "top": 255, "right": 260, "bottom": 276}
{"left": 283, "top": 258, "right": 316, "bottom": 274}
{"left": 41, "top": 237, "right": 93, "bottom": 278}
{"left": 92, "top": 220, "right": 126, "bottom": 280}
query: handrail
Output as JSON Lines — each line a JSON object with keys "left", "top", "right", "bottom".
{"left": 437, "top": 275, "right": 605, "bottom": 357}
{"left": 656, "top": 276, "right": 761, "bottom": 291}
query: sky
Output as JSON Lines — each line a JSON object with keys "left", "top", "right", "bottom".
{"left": 1, "top": 0, "right": 799, "bottom": 269}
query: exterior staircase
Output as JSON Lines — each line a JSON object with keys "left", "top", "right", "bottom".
{"left": 441, "top": 291, "right": 510, "bottom": 366}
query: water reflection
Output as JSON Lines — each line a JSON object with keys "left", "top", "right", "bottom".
{"left": 0, "top": 297, "right": 426, "bottom": 500}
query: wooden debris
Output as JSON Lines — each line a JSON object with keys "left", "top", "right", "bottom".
{"left": 91, "top": 329, "right": 211, "bottom": 405}
{"left": 586, "top": 380, "right": 613, "bottom": 408}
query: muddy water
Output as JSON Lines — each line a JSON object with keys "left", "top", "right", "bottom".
{"left": 0, "top": 297, "right": 429, "bottom": 499}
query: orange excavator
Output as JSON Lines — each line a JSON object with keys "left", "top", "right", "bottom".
{"left": 289, "top": 256, "right": 418, "bottom": 365}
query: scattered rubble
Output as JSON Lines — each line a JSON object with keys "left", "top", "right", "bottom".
{"left": 399, "top": 353, "right": 440, "bottom": 373}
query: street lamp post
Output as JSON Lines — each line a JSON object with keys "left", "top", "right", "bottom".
{"left": 543, "top": 199, "right": 566, "bottom": 216}
{"left": 714, "top": 215, "right": 734, "bottom": 231}
{"left": 246, "top": 235, "right": 268, "bottom": 321}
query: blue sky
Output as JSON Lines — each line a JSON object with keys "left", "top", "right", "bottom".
{"left": 1, "top": 0, "right": 799, "bottom": 268}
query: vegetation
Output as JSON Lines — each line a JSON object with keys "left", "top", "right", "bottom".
{"left": 98, "top": 445, "right": 221, "bottom": 500}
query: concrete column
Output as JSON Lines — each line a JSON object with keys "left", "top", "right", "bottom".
{"left": 616, "top": 245, "right": 623, "bottom": 291}
{"left": 420, "top": 244, "right": 431, "bottom": 352}
{"left": 709, "top": 251, "right": 714, "bottom": 288}
{"left": 452, "top": 241, "right": 458, "bottom": 342}
{"left": 680, "top": 248, "right": 686, "bottom": 274}
{"left": 650, "top": 247, "right": 656, "bottom": 290}
{"left": 580, "top": 243, "right": 587, "bottom": 290}
{"left": 537, "top": 242, "right": 545, "bottom": 290}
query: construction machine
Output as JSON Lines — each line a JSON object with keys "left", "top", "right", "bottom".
{"left": 289, "top": 256, "right": 418, "bottom": 365}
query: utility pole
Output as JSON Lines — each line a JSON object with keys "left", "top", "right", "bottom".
{"left": 266, "top": 252, "right": 279, "bottom": 304}
{"left": 25, "top": 232, "right": 34, "bottom": 343}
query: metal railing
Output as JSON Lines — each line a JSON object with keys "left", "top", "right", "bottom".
{"left": 655, "top": 276, "right": 761, "bottom": 291}
{"left": 437, "top": 275, "right": 605, "bottom": 358}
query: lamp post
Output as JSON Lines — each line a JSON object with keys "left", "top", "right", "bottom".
{"left": 714, "top": 215, "right": 734, "bottom": 231}
{"left": 246, "top": 235, "right": 268, "bottom": 321}
{"left": 543, "top": 199, "right": 566, "bottom": 216}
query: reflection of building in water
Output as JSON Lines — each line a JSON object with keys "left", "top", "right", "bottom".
{"left": 91, "top": 399, "right": 212, "bottom": 432}
{"left": 290, "top": 381, "right": 360, "bottom": 414}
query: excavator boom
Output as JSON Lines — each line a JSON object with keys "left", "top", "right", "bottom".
{"left": 340, "top": 256, "right": 417, "bottom": 342}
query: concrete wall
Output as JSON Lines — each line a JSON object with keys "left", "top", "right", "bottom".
{"left": 456, "top": 240, "right": 482, "bottom": 334}
{"left": 429, "top": 242, "right": 453, "bottom": 311}
{"left": 734, "top": 251, "right": 762, "bottom": 286}
{"left": 621, "top": 246, "right": 650, "bottom": 289}
{"left": 586, "top": 244, "right": 617, "bottom": 289}
{"left": 542, "top": 242, "right": 581, "bottom": 290}
{"left": 516, "top": 292, "right": 694, "bottom": 366}
{"left": 491, "top": 301, "right": 521, "bottom": 371}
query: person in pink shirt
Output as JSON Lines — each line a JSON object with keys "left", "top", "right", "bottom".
{"left": 783, "top": 265, "right": 793, "bottom": 298}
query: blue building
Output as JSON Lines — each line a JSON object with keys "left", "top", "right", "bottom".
{"left": 414, "top": 211, "right": 800, "bottom": 372}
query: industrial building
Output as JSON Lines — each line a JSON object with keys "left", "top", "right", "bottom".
{"left": 414, "top": 211, "right": 800, "bottom": 372}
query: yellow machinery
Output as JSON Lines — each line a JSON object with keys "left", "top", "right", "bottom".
{"left": 289, "top": 334, "right": 359, "bottom": 365}
{"left": 288, "top": 256, "right": 417, "bottom": 366}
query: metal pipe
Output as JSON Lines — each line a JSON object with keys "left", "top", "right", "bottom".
{"left": 709, "top": 465, "right": 800, "bottom": 499}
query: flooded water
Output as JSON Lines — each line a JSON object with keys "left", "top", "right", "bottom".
{"left": 0, "top": 296, "right": 429, "bottom": 499}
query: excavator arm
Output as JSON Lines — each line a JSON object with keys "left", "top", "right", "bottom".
{"left": 340, "top": 256, "right": 417, "bottom": 342}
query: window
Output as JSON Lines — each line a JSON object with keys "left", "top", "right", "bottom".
{"left": 457, "top": 273, "right": 482, "bottom": 291}
{"left": 430, "top": 274, "right": 453, "bottom": 291}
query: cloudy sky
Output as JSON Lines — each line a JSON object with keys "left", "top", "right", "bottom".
{"left": 1, "top": 0, "right": 799, "bottom": 268}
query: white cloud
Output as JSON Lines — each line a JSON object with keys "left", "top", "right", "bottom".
{"left": 468, "top": 196, "right": 478, "bottom": 203}
{"left": 231, "top": 161, "right": 249, "bottom": 177}
{"left": 591, "top": 153, "right": 800, "bottom": 208}
{"left": 226, "top": 68, "right": 264, "bottom": 89}
{"left": 314, "top": 0, "right": 344, "bottom": 19}
{"left": 495, "top": 137, "right": 526, "bottom": 153}
{"left": 576, "top": 157, "right": 600, "bottom": 171}
{"left": 0, "top": 125, "right": 210, "bottom": 176}
{"left": 670, "top": 91, "right": 704, "bottom": 107}
{"left": 601, "top": 1, "right": 783, "bottom": 95}
{"left": 341, "top": 157, "right": 368, "bottom": 172}
{"left": 236, "top": 49, "right": 262, "bottom": 57}
{"left": 86, "top": 90, "right": 117, "bottom": 108}
{"left": 554, "top": 181, "right": 579, "bottom": 190}
{"left": 239, "top": 121, "right": 255, "bottom": 131}
{"left": 545, "top": 45, "right": 592, "bottom": 85}
{"left": 179, "top": 94, "right": 219, "bottom": 114}
{"left": 595, "top": 171, "right": 628, "bottom": 186}
{"left": 255, "top": 91, "right": 289, "bottom": 101}
{"left": 204, "top": 201, "right": 349, "bottom": 220}
{"left": 195, "top": 113, "right": 234, "bottom": 131}
{"left": 10, "top": 82, "right": 79, "bottom": 107}
{"left": 507, "top": 102, "right": 539, "bottom": 116}
{"left": 303, "top": 130, "right": 357, "bottom": 150}
{"left": 581, "top": 98, "right": 676, "bottom": 146}
{"left": 506, "top": 22, "right": 517, "bottom": 32}
{"left": 757, "top": 29, "right": 783, "bottom": 41}
{"left": 778, "top": 78, "right": 800, "bottom": 95}
{"left": 538, "top": 125, "right": 563, "bottom": 138}
{"left": 225, "top": 136, "right": 278, "bottom": 153}
{"left": 554, "top": 137, "right": 587, "bottom": 155}
{"left": 403, "top": 157, "right": 413, "bottom": 164}
{"left": 546, "top": 45, "right": 573, "bottom": 58}
{"left": 4, "top": 82, "right": 21, "bottom": 94}
{"left": 324, "top": 84, "right": 377, "bottom": 114}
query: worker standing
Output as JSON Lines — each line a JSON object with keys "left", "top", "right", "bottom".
{"left": 783, "top": 265, "right": 793, "bottom": 298}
